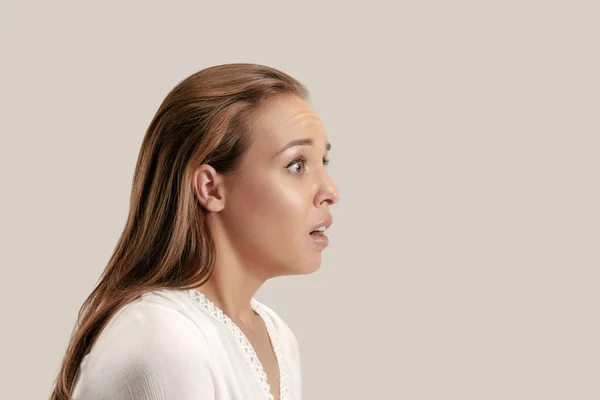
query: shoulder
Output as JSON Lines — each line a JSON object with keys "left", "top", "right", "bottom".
{"left": 94, "top": 289, "right": 212, "bottom": 359}
{"left": 72, "top": 290, "right": 215, "bottom": 399}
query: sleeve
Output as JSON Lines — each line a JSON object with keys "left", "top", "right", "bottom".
{"left": 71, "top": 302, "right": 215, "bottom": 400}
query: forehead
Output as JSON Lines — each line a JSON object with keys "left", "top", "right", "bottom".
{"left": 250, "top": 95, "right": 329, "bottom": 152}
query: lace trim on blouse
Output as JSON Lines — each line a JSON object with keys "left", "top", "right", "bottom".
{"left": 187, "top": 289, "right": 289, "bottom": 400}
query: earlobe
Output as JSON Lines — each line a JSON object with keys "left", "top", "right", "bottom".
{"left": 193, "top": 165, "right": 225, "bottom": 212}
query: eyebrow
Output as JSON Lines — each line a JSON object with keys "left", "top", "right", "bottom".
{"left": 275, "top": 138, "right": 331, "bottom": 157}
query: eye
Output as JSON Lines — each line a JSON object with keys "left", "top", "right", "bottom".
{"left": 287, "top": 157, "right": 306, "bottom": 174}
{"left": 286, "top": 156, "right": 330, "bottom": 175}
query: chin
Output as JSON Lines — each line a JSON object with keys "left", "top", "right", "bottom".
{"left": 266, "top": 242, "right": 324, "bottom": 277}
{"left": 272, "top": 256, "right": 321, "bottom": 277}
{"left": 293, "top": 253, "right": 322, "bottom": 275}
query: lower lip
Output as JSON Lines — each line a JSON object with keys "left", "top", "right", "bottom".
{"left": 310, "top": 232, "right": 329, "bottom": 249}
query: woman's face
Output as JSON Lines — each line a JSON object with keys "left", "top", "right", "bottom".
{"left": 220, "top": 94, "right": 340, "bottom": 277}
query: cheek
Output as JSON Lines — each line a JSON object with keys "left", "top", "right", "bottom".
{"left": 228, "top": 175, "right": 321, "bottom": 271}
{"left": 258, "top": 182, "right": 305, "bottom": 224}
{"left": 237, "top": 175, "right": 309, "bottom": 241}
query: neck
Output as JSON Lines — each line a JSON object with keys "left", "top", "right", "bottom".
{"left": 193, "top": 221, "right": 267, "bottom": 325}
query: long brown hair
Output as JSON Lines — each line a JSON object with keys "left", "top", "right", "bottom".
{"left": 49, "top": 63, "right": 309, "bottom": 400}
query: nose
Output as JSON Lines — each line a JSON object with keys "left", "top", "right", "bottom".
{"left": 315, "top": 169, "right": 340, "bottom": 207}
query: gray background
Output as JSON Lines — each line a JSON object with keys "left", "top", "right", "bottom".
{"left": 1, "top": 1, "right": 598, "bottom": 399}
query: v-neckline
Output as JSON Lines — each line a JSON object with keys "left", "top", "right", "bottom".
{"left": 187, "top": 288, "right": 288, "bottom": 400}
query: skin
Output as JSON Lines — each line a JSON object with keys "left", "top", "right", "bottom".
{"left": 192, "top": 94, "right": 339, "bottom": 399}
{"left": 192, "top": 94, "right": 340, "bottom": 323}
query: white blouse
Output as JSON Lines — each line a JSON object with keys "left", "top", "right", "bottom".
{"left": 71, "top": 288, "right": 302, "bottom": 400}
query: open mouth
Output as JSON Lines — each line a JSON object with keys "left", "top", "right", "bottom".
{"left": 309, "top": 229, "right": 329, "bottom": 248}
{"left": 309, "top": 216, "right": 332, "bottom": 248}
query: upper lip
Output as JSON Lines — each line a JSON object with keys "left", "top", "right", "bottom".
{"left": 310, "top": 214, "right": 333, "bottom": 232}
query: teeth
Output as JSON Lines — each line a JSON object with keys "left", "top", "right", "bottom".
{"left": 314, "top": 226, "right": 326, "bottom": 232}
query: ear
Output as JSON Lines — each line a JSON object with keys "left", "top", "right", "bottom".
{"left": 193, "top": 164, "right": 225, "bottom": 212}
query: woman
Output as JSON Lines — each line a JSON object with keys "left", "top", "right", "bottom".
{"left": 49, "top": 63, "right": 340, "bottom": 400}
